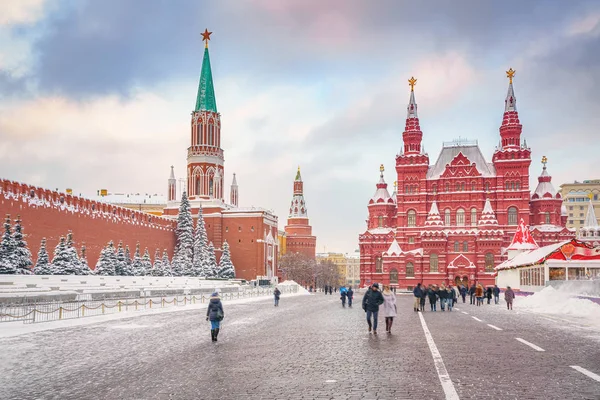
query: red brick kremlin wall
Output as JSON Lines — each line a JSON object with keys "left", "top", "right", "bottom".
{"left": 0, "top": 179, "right": 176, "bottom": 270}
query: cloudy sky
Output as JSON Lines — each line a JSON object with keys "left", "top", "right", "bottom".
{"left": 1, "top": 0, "right": 599, "bottom": 253}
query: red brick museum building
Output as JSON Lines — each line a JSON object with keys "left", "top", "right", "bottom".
{"left": 359, "top": 71, "right": 573, "bottom": 289}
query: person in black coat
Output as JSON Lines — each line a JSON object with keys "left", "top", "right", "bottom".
{"left": 459, "top": 285, "right": 467, "bottom": 303}
{"left": 419, "top": 286, "right": 427, "bottom": 312}
{"left": 273, "top": 287, "right": 281, "bottom": 307}
{"left": 486, "top": 287, "right": 493, "bottom": 304}
{"left": 469, "top": 284, "right": 476, "bottom": 305}
{"left": 347, "top": 286, "right": 354, "bottom": 307}
{"left": 438, "top": 286, "right": 447, "bottom": 311}
{"left": 493, "top": 285, "right": 500, "bottom": 304}
{"left": 362, "top": 283, "right": 385, "bottom": 334}
{"left": 206, "top": 291, "right": 224, "bottom": 342}
{"left": 427, "top": 286, "right": 438, "bottom": 311}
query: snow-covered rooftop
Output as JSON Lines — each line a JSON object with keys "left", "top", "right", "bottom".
{"left": 496, "top": 241, "right": 568, "bottom": 271}
{"left": 91, "top": 193, "right": 167, "bottom": 205}
{"left": 427, "top": 144, "right": 496, "bottom": 180}
{"left": 507, "top": 218, "right": 539, "bottom": 251}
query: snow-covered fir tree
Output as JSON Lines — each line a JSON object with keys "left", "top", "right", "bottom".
{"left": 95, "top": 241, "right": 117, "bottom": 276}
{"left": 205, "top": 241, "right": 218, "bottom": 278}
{"left": 217, "top": 241, "right": 235, "bottom": 279}
{"left": 161, "top": 249, "right": 172, "bottom": 276}
{"left": 172, "top": 192, "right": 194, "bottom": 276}
{"left": 123, "top": 245, "right": 134, "bottom": 275}
{"left": 33, "top": 238, "right": 52, "bottom": 275}
{"left": 115, "top": 241, "right": 128, "bottom": 276}
{"left": 79, "top": 244, "right": 92, "bottom": 275}
{"left": 0, "top": 215, "right": 17, "bottom": 274}
{"left": 50, "top": 236, "right": 71, "bottom": 275}
{"left": 192, "top": 205, "right": 208, "bottom": 276}
{"left": 12, "top": 215, "right": 32, "bottom": 274}
{"left": 130, "top": 243, "right": 146, "bottom": 276}
{"left": 62, "top": 231, "right": 82, "bottom": 275}
{"left": 151, "top": 249, "right": 162, "bottom": 276}
{"left": 142, "top": 248, "right": 152, "bottom": 275}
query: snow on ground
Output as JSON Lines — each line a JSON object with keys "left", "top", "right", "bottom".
{"left": 515, "top": 286, "right": 600, "bottom": 320}
{"left": 0, "top": 288, "right": 306, "bottom": 339}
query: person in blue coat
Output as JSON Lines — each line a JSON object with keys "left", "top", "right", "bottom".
{"left": 340, "top": 286, "right": 348, "bottom": 307}
{"left": 206, "top": 291, "right": 224, "bottom": 342}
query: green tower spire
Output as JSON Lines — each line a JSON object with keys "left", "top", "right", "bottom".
{"left": 195, "top": 31, "right": 217, "bottom": 113}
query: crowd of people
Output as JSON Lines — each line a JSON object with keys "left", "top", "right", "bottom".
{"left": 411, "top": 282, "right": 515, "bottom": 311}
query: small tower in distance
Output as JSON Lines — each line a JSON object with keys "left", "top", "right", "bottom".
{"left": 230, "top": 173, "right": 239, "bottom": 207}
{"left": 168, "top": 166, "right": 176, "bottom": 202}
{"left": 284, "top": 166, "right": 316, "bottom": 258}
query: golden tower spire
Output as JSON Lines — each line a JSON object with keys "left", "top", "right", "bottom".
{"left": 408, "top": 77, "right": 417, "bottom": 92}
{"left": 506, "top": 68, "right": 516, "bottom": 84}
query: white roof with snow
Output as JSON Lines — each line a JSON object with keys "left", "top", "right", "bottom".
{"left": 427, "top": 144, "right": 496, "bottom": 180}
{"left": 496, "top": 241, "right": 568, "bottom": 271}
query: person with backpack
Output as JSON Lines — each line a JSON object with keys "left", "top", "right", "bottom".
{"left": 362, "top": 283, "right": 384, "bottom": 334}
{"left": 340, "top": 286, "right": 348, "bottom": 307}
{"left": 273, "top": 287, "right": 281, "bottom": 307}
{"left": 206, "top": 291, "right": 224, "bottom": 342}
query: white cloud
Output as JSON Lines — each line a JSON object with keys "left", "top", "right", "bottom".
{"left": 0, "top": 0, "right": 47, "bottom": 26}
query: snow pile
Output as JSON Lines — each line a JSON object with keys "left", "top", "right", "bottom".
{"left": 516, "top": 286, "right": 600, "bottom": 319}
{"left": 279, "top": 280, "right": 310, "bottom": 295}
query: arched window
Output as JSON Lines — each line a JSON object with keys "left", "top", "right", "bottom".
{"left": 430, "top": 253, "right": 438, "bottom": 273}
{"left": 508, "top": 206, "right": 518, "bottom": 225}
{"left": 471, "top": 182, "right": 476, "bottom": 191}
{"left": 406, "top": 262, "right": 414, "bottom": 277}
{"left": 208, "top": 125, "right": 213, "bottom": 145}
{"left": 432, "top": 184, "right": 438, "bottom": 194}
{"left": 444, "top": 209, "right": 451, "bottom": 226}
{"left": 378, "top": 216, "right": 383, "bottom": 228}
{"left": 446, "top": 183, "right": 450, "bottom": 192}
{"left": 505, "top": 181, "right": 510, "bottom": 191}
{"left": 485, "top": 252, "right": 494, "bottom": 272}
{"left": 463, "top": 241, "right": 468, "bottom": 252}
{"left": 454, "top": 241, "right": 459, "bottom": 252}
{"left": 485, "top": 182, "right": 490, "bottom": 192}
{"left": 390, "top": 268, "right": 398, "bottom": 284}
{"left": 471, "top": 208, "right": 477, "bottom": 227}
{"left": 456, "top": 183, "right": 461, "bottom": 192}
{"left": 407, "top": 210, "right": 416, "bottom": 227}
{"left": 516, "top": 182, "right": 520, "bottom": 190}
{"left": 545, "top": 212, "right": 550, "bottom": 224}
{"left": 375, "top": 257, "right": 383, "bottom": 273}
{"left": 209, "top": 177, "right": 214, "bottom": 197}
{"left": 456, "top": 208, "right": 465, "bottom": 226}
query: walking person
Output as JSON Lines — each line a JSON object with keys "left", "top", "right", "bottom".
{"left": 382, "top": 285, "right": 397, "bottom": 333}
{"left": 505, "top": 286, "right": 515, "bottom": 310}
{"left": 419, "top": 286, "right": 427, "bottom": 312}
{"left": 438, "top": 284, "right": 447, "bottom": 311}
{"left": 493, "top": 285, "right": 500, "bottom": 305}
{"left": 460, "top": 285, "right": 467, "bottom": 303}
{"left": 486, "top": 286, "right": 493, "bottom": 305}
{"left": 475, "top": 283, "right": 484, "bottom": 306}
{"left": 340, "top": 286, "right": 348, "bottom": 307}
{"left": 273, "top": 287, "right": 281, "bottom": 307}
{"left": 413, "top": 283, "right": 424, "bottom": 312}
{"left": 446, "top": 286, "right": 456, "bottom": 311}
{"left": 469, "top": 283, "right": 476, "bottom": 305}
{"left": 206, "top": 291, "right": 224, "bottom": 342}
{"left": 347, "top": 286, "right": 354, "bottom": 307}
{"left": 428, "top": 285, "right": 438, "bottom": 311}
{"left": 362, "top": 283, "right": 384, "bottom": 334}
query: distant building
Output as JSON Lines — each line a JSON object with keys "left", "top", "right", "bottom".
{"left": 284, "top": 167, "right": 317, "bottom": 258}
{"left": 345, "top": 251, "right": 361, "bottom": 287}
{"left": 316, "top": 252, "right": 346, "bottom": 285}
{"left": 92, "top": 192, "right": 167, "bottom": 216}
{"left": 560, "top": 180, "right": 600, "bottom": 231}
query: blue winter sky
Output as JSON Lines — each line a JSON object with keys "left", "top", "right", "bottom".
{"left": 1, "top": 0, "right": 599, "bottom": 253}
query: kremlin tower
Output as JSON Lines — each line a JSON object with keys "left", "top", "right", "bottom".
{"left": 284, "top": 167, "right": 316, "bottom": 258}
{"left": 163, "top": 30, "right": 279, "bottom": 281}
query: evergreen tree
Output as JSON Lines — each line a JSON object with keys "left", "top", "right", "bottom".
{"left": 95, "top": 241, "right": 117, "bottom": 276}
{"left": 142, "top": 248, "right": 152, "bottom": 275}
{"left": 125, "top": 245, "right": 132, "bottom": 266}
{"left": 172, "top": 192, "right": 194, "bottom": 276}
{"left": 217, "top": 241, "right": 236, "bottom": 279}
{"left": 151, "top": 248, "right": 162, "bottom": 276}
{"left": 0, "top": 215, "right": 17, "bottom": 274}
{"left": 205, "top": 241, "right": 218, "bottom": 278}
{"left": 130, "top": 243, "right": 146, "bottom": 276}
{"left": 33, "top": 238, "right": 52, "bottom": 275}
{"left": 192, "top": 205, "right": 208, "bottom": 276}
{"left": 50, "top": 236, "right": 70, "bottom": 275}
{"left": 63, "top": 231, "right": 82, "bottom": 275}
{"left": 12, "top": 215, "right": 32, "bottom": 274}
{"left": 80, "top": 244, "right": 92, "bottom": 275}
{"left": 115, "top": 241, "right": 127, "bottom": 276}
{"left": 161, "top": 249, "right": 172, "bottom": 277}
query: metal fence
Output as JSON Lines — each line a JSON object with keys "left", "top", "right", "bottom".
{"left": 0, "top": 285, "right": 298, "bottom": 324}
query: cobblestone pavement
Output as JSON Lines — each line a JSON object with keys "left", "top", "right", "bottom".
{"left": 1, "top": 292, "right": 599, "bottom": 399}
